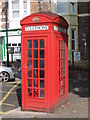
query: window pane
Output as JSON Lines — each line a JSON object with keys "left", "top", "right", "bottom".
{"left": 59, "top": 40, "right": 60, "bottom": 48}
{"left": 34, "top": 69, "right": 38, "bottom": 78}
{"left": 59, "top": 78, "right": 60, "bottom": 86}
{"left": 40, "top": 80, "right": 44, "bottom": 88}
{"left": 59, "top": 60, "right": 60, "bottom": 68}
{"left": 72, "top": 30, "right": 75, "bottom": 39}
{"left": 57, "top": 2, "right": 67, "bottom": 14}
{"left": 23, "top": 1, "right": 27, "bottom": 9}
{"left": 59, "top": 68, "right": 60, "bottom": 77}
{"left": 40, "top": 40, "right": 44, "bottom": 48}
{"left": 40, "top": 50, "right": 44, "bottom": 58}
{"left": 33, "top": 40, "right": 38, "bottom": 48}
{"left": 40, "top": 90, "right": 44, "bottom": 98}
{"left": 13, "top": 11, "right": 19, "bottom": 18}
{"left": 28, "top": 70, "right": 32, "bottom": 78}
{"left": 28, "top": 79, "right": 32, "bottom": 87}
{"left": 27, "top": 50, "right": 32, "bottom": 58}
{"left": 12, "top": 0, "right": 19, "bottom": 9}
{"left": 33, "top": 50, "right": 38, "bottom": 58}
{"left": 28, "top": 88, "right": 32, "bottom": 96}
{"left": 72, "top": 40, "right": 75, "bottom": 50}
{"left": 64, "top": 50, "right": 65, "bottom": 58}
{"left": 24, "top": 11, "right": 27, "bottom": 17}
{"left": 40, "top": 60, "right": 44, "bottom": 68}
{"left": 70, "top": 2, "right": 75, "bottom": 13}
{"left": 34, "top": 79, "right": 38, "bottom": 87}
{"left": 59, "top": 50, "right": 60, "bottom": 58}
{"left": 34, "top": 60, "right": 38, "bottom": 68}
{"left": 28, "top": 60, "right": 32, "bottom": 68}
{"left": 34, "top": 80, "right": 35, "bottom": 87}
{"left": 40, "top": 70, "right": 44, "bottom": 78}
{"left": 27, "top": 40, "right": 32, "bottom": 48}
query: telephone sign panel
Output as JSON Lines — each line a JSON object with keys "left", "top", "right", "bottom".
{"left": 20, "top": 12, "right": 68, "bottom": 112}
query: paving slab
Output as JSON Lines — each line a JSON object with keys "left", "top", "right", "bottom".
{"left": 2, "top": 93, "right": 88, "bottom": 118}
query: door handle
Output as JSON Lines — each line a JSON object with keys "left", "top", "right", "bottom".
{"left": 24, "top": 64, "right": 26, "bottom": 68}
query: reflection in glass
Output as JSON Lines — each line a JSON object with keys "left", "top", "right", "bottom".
{"left": 27, "top": 40, "right": 32, "bottom": 48}
{"left": 28, "top": 70, "right": 32, "bottom": 78}
{"left": 33, "top": 40, "right": 38, "bottom": 48}
{"left": 40, "top": 50, "right": 44, "bottom": 58}
{"left": 34, "top": 80, "right": 35, "bottom": 87}
{"left": 40, "top": 60, "right": 44, "bottom": 68}
{"left": 64, "top": 50, "right": 65, "bottom": 58}
{"left": 33, "top": 50, "right": 38, "bottom": 58}
{"left": 28, "top": 88, "right": 32, "bottom": 96}
{"left": 34, "top": 69, "right": 38, "bottom": 78}
{"left": 28, "top": 80, "right": 30, "bottom": 87}
{"left": 34, "top": 79, "right": 38, "bottom": 87}
{"left": 60, "top": 88, "right": 63, "bottom": 95}
{"left": 33, "top": 89, "right": 38, "bottom": 97}
{"left": 59, "top": 40, "right": 60, "bottom": 48}
{"left": 40, "top": 80, "right": 44, "bottom": 88}
{"left": 27, "top": 50, "right": 32, "bottom": 58}
{"left": 28, "top": 88, "right": 30, "bottom": 94}
{"left": 28, "top": 79, "right": 32, "bottom": 87}
{"left": 40, "top": 70, "right": 44, "bottom": 78}
{"left": 61, "top": 80, "right": 63, "bottom": 86}
{"left": 34, "top": 60, "right": 38, "bottom": 68}
{"left": 59, "top": 60, "right": 60, "bottom": 68}
{"left": 59, "top": 88, "right": 60, "bottom": 95}
{"left": 40, "top": 40, "right": 44, "bottom": 48}
{"left": 59, "top": 78, "right": 60, "bottom": 86}
{"left": 28, "top": 60, "right": 32, "bottom": 68}
{"left": 40, "top": 90, "right": 44, "bottom": 98}
{"left": 59, "top": 68, "right": 60, "bottom": 77}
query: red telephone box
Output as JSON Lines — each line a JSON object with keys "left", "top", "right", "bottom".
{"left": 20, "top": 12, "right": 68, "bottom": 112}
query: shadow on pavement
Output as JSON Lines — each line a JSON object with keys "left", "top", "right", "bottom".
{"left": 69, "top": 68, "right": 88, "bottom": 98}
{"left": 69, "top": 78, "right": 88, "bottom": 98}
{"left": 16, "top": 84, "right": 22, "bottom": 107}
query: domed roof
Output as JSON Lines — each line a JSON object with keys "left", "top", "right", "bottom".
{"left": 20, "top": 12, "right": 68, "bottom": 28}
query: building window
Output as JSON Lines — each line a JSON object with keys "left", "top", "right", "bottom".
{"left": 23, "top": 0, "right": 27, "bottom": 17}
{"left": 71, "top": 29, "right": 75, "bottom": 50}
{"left": 70, "top": 2, "right": 75, "bottom": 13}
{"left": 57, "top": 2, "right": 67, "bottom": 14}
{"left": 12, "top": 0, "right": 20, "bottom": 18}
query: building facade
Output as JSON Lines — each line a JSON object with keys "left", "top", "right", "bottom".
{"left": 0, "top": 0, "right": 30, "bottom": 62}
{"left": 0, "top": 0, "right": 78, "bottom": 62}
{"left": 52, "top": 0, "right": 78, "bottom": 61}
{"left": 0, "top": 0, "right": 52, "bottom": 62}
{"left": 78, "top": 2, "right": 90, "bottom": 61}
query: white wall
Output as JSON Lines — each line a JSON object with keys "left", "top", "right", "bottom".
{"left": 8, "top": 0, "right": 30, "bottom": 29}
{"left": 4, "top": 36, "right": 21, "bottom": 61}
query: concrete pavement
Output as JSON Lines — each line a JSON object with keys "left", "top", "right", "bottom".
{"left": 2, "top": 93, "right": 88, "bottom": 118}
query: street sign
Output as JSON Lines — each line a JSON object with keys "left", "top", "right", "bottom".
{"left": 74, "top": 52, "right": 80, "bottom": 61}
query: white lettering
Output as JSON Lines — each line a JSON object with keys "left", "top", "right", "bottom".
{"left": 54, "top": 26, "right": 66, "bottom": 33}
{"left": 25, "top": 26, "right": 48, "bottom": 31}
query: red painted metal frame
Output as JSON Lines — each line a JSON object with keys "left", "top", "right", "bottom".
{"left": 20, "top": 12, "right": 68, "bottom": 112}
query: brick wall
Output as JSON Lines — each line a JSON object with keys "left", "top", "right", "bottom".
{"left": 78, "top": 2, "right": 90, "bottom": 60}
{"left": 0, "top": 2, "right": 2, "bottom": 29}
{"left": 1, "top": 1, "right": 9, "bottom": 29}
{"left": 30, "top": 1, "right": 51, "bottom": 13}
{"left": 78, "top": 2, "right": 89, "bottom": 14}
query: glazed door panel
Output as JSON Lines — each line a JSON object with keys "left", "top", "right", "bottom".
{"left": 24, "top": 37, "right": 46, "bottom": 100}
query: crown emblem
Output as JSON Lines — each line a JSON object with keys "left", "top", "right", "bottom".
{"left": 32, "top": 17, "right": 39, "bottom": 22}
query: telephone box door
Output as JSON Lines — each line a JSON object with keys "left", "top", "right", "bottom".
{"left": 23, "top": 36, "right": 47, "bottom": 110}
